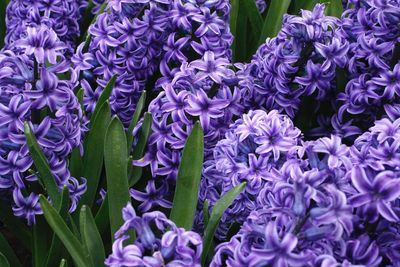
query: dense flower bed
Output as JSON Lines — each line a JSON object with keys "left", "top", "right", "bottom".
{"left": 0, "top": 0, "right": 399, "bottom": 266}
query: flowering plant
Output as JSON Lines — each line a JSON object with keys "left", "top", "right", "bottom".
{"left": 0, "top": 0, "right": 399, "bottom": 266}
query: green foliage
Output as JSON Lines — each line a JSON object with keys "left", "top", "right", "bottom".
{"left": 170, "top": 122, "right": 204, "bottom": 230}
{"left": 259, "top": 0, "right": 292, "bottom": 44}
{"left": 201, "top": 182, "right": 247, "bottom": 265}
{"left": 104, "top": 116, "right": 132, "bottom": 241}
{"left": 0, "top": 233, "right": 22, "bottom": 267}
{"left": 0, "top": 1, "right": 8, "bottom": 49}
{"left": 39, "top": 196, "right": 93, "bottom": 267}
{"left": 0, "top": 252, "right": 10, "bottom": 267}
{"left": 129, "top": 112, "right": 152, "bottom": 186}
{"left": 80, "top": 206, "right": 106, "bottom": 267}
{"left": 80, "top": 102, "right": 112, "bottom": 207}
{"left": 24, "top": 122, "right": 61, "bottom": 207}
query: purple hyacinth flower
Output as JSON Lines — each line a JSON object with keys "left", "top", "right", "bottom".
{"left": 12, "top": 189, "right": 43, "bottom": 225}
{"left": 349, "top": 166, "right": 400, "bottom": 222}
{"left": 312, "top": 135, "right": 350, "bottom": 169}
{"left": 105, "top": 203, "right": 202, "bottom": 266}
{"left": 0, "top": 95, "right": 30, "bottom": 131}
{"left": 186, "top": 89, "right": 229, "bottom": 131}
{"left": 16, "top": 26, "right": 67, "bottom": 64}
{"left": 372, "top": 63, "right": 400, "bottom": 99}
{"left": 249, "top": 221, "right": 313, "bottom": 266}
{"left": 189, "top": 51, "right": 234, "bottom": 84}
{"left": 130, "top": 180, "right": 172, "bottom": 212}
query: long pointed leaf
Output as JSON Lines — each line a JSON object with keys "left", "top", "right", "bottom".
{"left": 127, "top": 91, "right": 146, "bottom": 153}
{"left": 92, "top": 75, "right": 116, "bottom": 123}
{"left": 169, "top": 122, "right": 204, "bottom": 230}
{"left": 0, "top": 0, "right": 7, "bottom": 48}
{"left": 80, "top": 206, "right": 106, "bottom": 267}
{"left": 94, "top": 195, "right": 109, "bottom": 237}
{"left": 0, "top": 233, "right": 22, "bottom": 267}
{"left": 32, "top": 218, "right": 51, "bottom": 267}
{"left": 0, "top": 202, "right": 31, "bottom": 250}
{"left": 45, "top": 187, "right": 70, "bottom": 267}
{"left": 230, "top": 0, "right": 239, "bottom": 61}
{"left": 320, "top": 0, "right": 343, "bottom": 17}
{"left": 80, "top": 0, "right": 108, "bottom": 43}
{"left": 259, "top": 0, "right": 291, "bottom": 44}
{"left": 24, "top": 121, "right": 60, "bottom": 206}
{"left": 0, "top": 252, "right": 10, "bottom": 267}
{"left": 104, "top": 116, "right": 131, "bottom": 241}
{"left": 129, "top": 112, "right": 152, "bottom": 186}
{"left": 80, "top": 102, "right": 111, "bottom": 207}
{"left": 39, "top": 195, "right": 93, "bottom": 267}
{"left": 242, "top": 0, "right": 263, "bottom": 37}
{"left": 201, "top": 182, "right": 247, "bottom": 265}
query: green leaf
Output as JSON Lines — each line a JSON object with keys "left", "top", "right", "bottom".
{"left": 259, "top": 0, "right": 291, "bottom": 44}
{"left": 201, "top": 182, "right": 247, "bottom": 265}
{"left": 0, "top": 0, "right": 7, "bottom": 48}
{"left": 32, "top": 218, "right": 51, "bottom": 267}
{"left": 24, "top": 121, "right": 60, "bottom": 207}
{"left": 303, "top": 0, "right": 318, "bottom": 10}
{"left": 0, "top": 252, "right": 10, "bottom": 267}
{"left": 242, "top": 0, "right": 263, "bottom": 38}
{"left": 69, "top": 147, "right": 83, "bottom": 179}
{"left": 0, "top": 233, "right": 22, "bottom": 267}
{"left": 80, "top": 206, "right": 106, "bottom": 267}
{"left": 170, "top": 122, "right": 204, "bottom": 230}
{"left": 91, "top": 75, "right": 116, "bottom": 123}
{"left": 230, "top": 0, "right": 239, "bottom": 61}
{"left": 104, "top": 116, "right": 131, "bottom": 241}
{"left": 45, "top": 187, "right": 70, "bottom": 267}
{"left": 94, "top": 195, "right": 109, "bottom": 237}
{"left": 0, "top": 202, "right": 31, "bottom": 250}
{"left": 232, "top": 0, "right": 249, "bottom": 62}
{"left": 76, "top": 88, "right": 84, "bottom": 113}
{"left": 79, "top": 0, "right": 107, "bottom": 43}
{"left": 39, "top": 195, "right": 93, "bottom": 267}
{"left": 203, "top": 200, "right": 210, "bottom": 229}
{"left": 129, "top": 112, "right": 152, "bottom": 186}
{"left": 127, "top": 91, "right": 146, "bottom": 153}
{"left": 59, "top": 259, "right": 67, "bottom": 267}
{"left": 321, "top": 0, "right": 343, "bottom": 18}
{"left": 80, "top": 102, "right": 111, "bottom": 207}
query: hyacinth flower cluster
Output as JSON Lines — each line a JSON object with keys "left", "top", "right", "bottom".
{"left": 130, "top": 0, "right": 236, "bottom": 210}
{"left": 75, "top": 0, "right": 234, "bottom": 127}
{"left": 237, "top": 4, "right": 347, "bottom": 119}
{"left": 337, "top": 0, "right": 400, "bottom": 134}
{"left": 0, "top": 23, "right": 85, "bottom": 224}
{"left": 4, "top": 0, "right": 87, "bottom": 54}
{"left": 237, "top": 2, "right": 400, "bottom": 141}
{"left": 74, "top": 0, "right": 176, "bottom": 126}
{"left": 202, "top": 109, "right": 302, "bottom": 237}
{"left": 105, "top": 203, "right": 202, "bottom": 266}
{"left": 131, "top": 56, "right": 240, "bottom": 212}
{"left": 206, "top": 104, "right": 400, "bottom": 265}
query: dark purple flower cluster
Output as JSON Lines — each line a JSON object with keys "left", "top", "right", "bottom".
{"left": 75, "top": 0, "right": 175, "bottom": 126}
{"left": 0, "top": 24, "right": 85, "bottom": 224}
{"left": 130, "top": 0, "right": 235, "bottom": 210}
{"left": 105, "top": 203, "right": 202, "bottom": 266}
{"left": 209, "top": 109, "right": 400, "bottom": 265}
{"left": 237, "top": 1, "right": 400, "bottom": 141}
{"left": 237, "top": 4, "right": 346, "bottom": 118}
{"left": 5, "top": 0, "right": 86, "bottom": 54}
{"left": 76, "top": 0, "right": 233, "bottom": 127}
{"left": 202, "top": 110, "right": 302, "bottom": 237}
{"left": 337, "top": 0, "right": 400, "bottom": 134}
